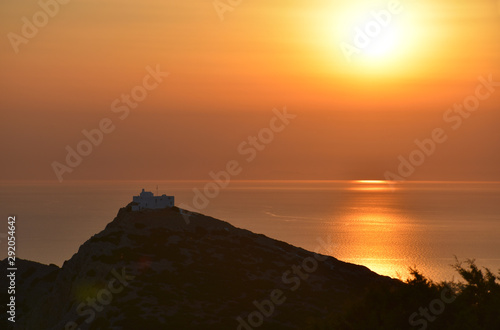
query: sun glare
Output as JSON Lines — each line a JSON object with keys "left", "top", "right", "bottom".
{"left": 362, "top": 25, "right": 401, "bottom": 58}
{"left": 356, "top": 180, "right": 387, "bottom": 184}
{"left": 350, "top": 180, "right": 394, "bottom": 192}
{"left": 310, "top": 0, "right": 430, "bottom": 77}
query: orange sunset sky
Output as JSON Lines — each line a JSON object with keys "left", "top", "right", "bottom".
{"left": 1, "top": 0, "right": 500, "bottom": 181}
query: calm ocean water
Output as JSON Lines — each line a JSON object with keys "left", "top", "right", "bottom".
{"left": 1, "top": 180, "right": 499, "bottom": 282}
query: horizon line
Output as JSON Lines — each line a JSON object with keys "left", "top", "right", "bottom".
{"left": 2, "top": 179, "right": 500, "bottom": 184}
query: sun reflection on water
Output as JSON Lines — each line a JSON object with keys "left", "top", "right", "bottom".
{"left": 327, "top": 183, "right": 420, "bottom": 280}
{"left": 349, "top": 180, "right": 398, "bottom": 192}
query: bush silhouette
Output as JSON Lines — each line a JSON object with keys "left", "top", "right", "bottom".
{"left": 308, "top": 258, "right": 500, "bottom": 330}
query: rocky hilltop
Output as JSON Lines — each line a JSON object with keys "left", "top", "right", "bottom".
{"left": 1, "top": 205, "right": 393, "bottom": 329}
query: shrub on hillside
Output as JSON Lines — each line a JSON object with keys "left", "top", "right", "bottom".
{"left": 308, "top": 259, "right": 500, "bottom": 330}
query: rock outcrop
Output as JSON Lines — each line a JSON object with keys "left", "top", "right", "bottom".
{"left": 1, "top": 205, "right": 393, "bottom": 329}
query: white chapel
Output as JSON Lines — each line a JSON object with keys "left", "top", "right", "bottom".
{"left": 131, "top": 189, "right": 174, "bottom": 211}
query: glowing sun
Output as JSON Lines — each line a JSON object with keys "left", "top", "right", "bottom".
{"left": 311, "top": 0, "right": 429, "bottom": 76}
{"left": 338, "top": 1, "right": 407, "bottom": 64}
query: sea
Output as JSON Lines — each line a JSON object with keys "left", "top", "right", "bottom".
{"left": 1, "top": 180, "right": 499, "bottom": 282}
